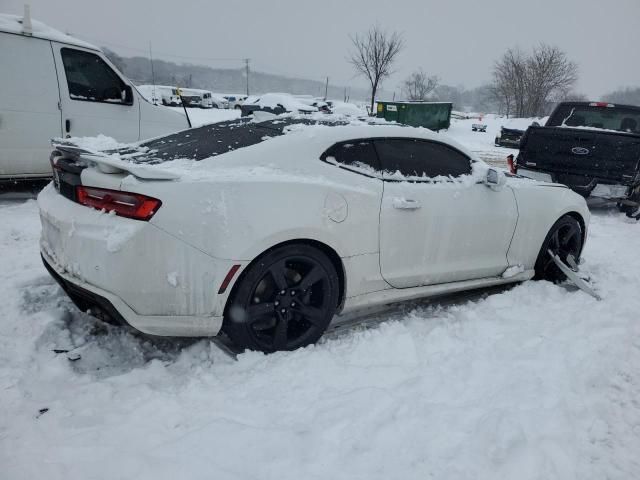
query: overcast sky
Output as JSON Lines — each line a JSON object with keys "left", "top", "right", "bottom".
{"left": 3, "top": 0, "right": 639, "bottom": 98}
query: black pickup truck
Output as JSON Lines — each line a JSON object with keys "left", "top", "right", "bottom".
{"left": 516, "top": 102, "right": 640, "bottom": 217}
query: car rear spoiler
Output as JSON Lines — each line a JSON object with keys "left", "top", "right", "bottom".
{"left": 53, "top": 144, "right": 179, "bottom": 181}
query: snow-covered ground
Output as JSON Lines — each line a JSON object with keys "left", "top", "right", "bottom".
{"left": 446, "top": 114, "right": 546, "bottom": 167}
{"left": 1, "top": 114, "right": 640, "bottom": 480}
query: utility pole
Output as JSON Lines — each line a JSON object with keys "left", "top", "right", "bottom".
{"left": 149, "top": 42, "right": 157, "bottom": 104}
{"left": 324, "top": 76, "right": 329, "bottom": 101}
{"left": 245, "top": 58, "right": 250, "bottom": 96}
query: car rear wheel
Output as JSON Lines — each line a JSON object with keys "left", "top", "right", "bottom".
{"left": 534, "top": 215, "right": 583, "bottom": 282}
{"left": 223, "top": 245, "right": 340, "bottom": 353}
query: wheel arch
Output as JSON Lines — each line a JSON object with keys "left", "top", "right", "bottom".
{"left": 564, "top": 210, "right": 587, "bottom": 249}
{"left": 223, "top": 238, "right": 347, "bottom": 318}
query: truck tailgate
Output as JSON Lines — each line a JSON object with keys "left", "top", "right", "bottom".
{"left": 519, "top": 126, "right": 640, "bottom": 184}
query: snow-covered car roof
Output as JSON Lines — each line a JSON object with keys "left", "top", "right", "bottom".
{"left": 0, "top": 13, "right": 99, "bottom": 51}
{"left": 63, "top": 114, "right": 479, "bottom": 167}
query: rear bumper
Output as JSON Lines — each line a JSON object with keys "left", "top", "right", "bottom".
{"left": 38, "top": 183, "right": 236, "bottom": 336}
{"left": 496, "top": 138, "right": 521, "bottom": 147}
{"left": 42, "top": 249, "right": 224, "bottom": 337}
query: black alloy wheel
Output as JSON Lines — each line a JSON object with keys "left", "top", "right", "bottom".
{"left": 223, "top": 245, "right": 340, "bottom": 353}
{"left": 534, "top": 215, "right": 583, "bottom": 282}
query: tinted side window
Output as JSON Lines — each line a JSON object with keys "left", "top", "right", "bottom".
{"left": 61, "top": 48, "right": 127, "bottom": 104}
{"left": 321, "top": 140, "right": 381, "bottom": 173}
{"left": 374, "top": 139, "right": 471, "bottom": 178}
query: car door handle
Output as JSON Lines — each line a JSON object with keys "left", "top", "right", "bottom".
{"left": 392, "top": 198, "right": 421, "bottom": 210}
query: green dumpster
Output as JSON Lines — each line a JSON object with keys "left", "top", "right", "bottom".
{"left": 376, "top": 101, "right": 452, "bottom": 131}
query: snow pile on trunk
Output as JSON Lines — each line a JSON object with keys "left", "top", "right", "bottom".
{"left": 1, "top": 197, "right": 639, "bottom": 479}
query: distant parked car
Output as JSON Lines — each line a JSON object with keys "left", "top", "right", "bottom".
{"left": 472, "top": 123, "right": 487, "bottom": 132}
{"left": 209, "top": 93, "right": 230, "bottom": 109}
{"left": 495, "top": 126, "right": 525, "bottom": 148}
{"left": 240, "top": 93, "right": 317, "bottom": 116}
{"left": 294, "top": 96, "right": 333, "bottom": 113}
{"left": 40, "top": 116, "right": 589, "bottom": 352}
{"left": 178, "top": 89, "right": 229, "bottom": 109}
{"left": 516, "top": 101, "right": 640, "bottom": 218}
{"left": 178, "top": 88, "right": 203, "bottom": 108}
{"left": 136, "top": 85, "right": 182, "bottom": 106}
{"left": 224, "top": 94, "right": 248, "bottom": 109}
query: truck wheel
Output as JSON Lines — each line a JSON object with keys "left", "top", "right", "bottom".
{"left": 534, "top": 215, "right": 583, "bottom": 282}
{"left": 223, "top": 244, "right": 340, "bottom": 353}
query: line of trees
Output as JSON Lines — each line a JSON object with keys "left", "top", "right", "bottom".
{"left": 491, "top": 44, "right": 578, "bottom": 117}
{"left": 601, "top": 87, "right": 640, "bottom": 106}
{"left": 347, "top": 26, "right": 582, "bottom": 117}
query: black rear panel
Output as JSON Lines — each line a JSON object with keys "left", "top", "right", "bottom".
{"left": 50, "top": 148, "right": 87, "bottom": 202}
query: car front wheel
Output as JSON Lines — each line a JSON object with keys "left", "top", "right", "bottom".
{"left": 534, "top": 215, "right": 583, "bottom": 282}
{"left": 223, "top": 244, "right": 340, "bottom": 352}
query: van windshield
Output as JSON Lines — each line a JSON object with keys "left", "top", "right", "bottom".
{"left": 547, "top": 104, "right": 640, "bottom": 134}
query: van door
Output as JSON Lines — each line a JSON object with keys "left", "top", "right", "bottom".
{"left": 0, "top": 33, "right": 62, "bottom": 177}
{"left": 51, "top": 43, "right": 139, "bottom": 141}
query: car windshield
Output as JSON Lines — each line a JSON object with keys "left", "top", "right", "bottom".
{"left": 109, "top": 117, "right": 349, "bottom": 164}
{"left": 547, "top": 104, "right": 640, "bottom": 133}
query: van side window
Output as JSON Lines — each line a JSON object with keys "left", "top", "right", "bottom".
{"left": 60, "top": 48, "right": 129, "bottom": 104}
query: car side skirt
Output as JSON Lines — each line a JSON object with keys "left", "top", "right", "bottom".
{"left": 338, "top": 270, "right": 534, "bottom": 315}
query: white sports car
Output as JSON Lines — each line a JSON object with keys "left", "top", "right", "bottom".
{"left": 39, "top": 116, "right": 589, "bottom": 352}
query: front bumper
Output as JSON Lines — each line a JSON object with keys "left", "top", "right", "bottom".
{"left": 38, "top": 184, "right": 237, "bottom": 336}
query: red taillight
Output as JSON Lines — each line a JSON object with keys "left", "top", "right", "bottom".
{"left": 76, "top": 186, "right": 162, "bottom": 221}
{"left": 589, "top": 102, "right": 614, "bottom": 108}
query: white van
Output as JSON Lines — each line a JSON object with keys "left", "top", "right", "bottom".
{"left": 0, "top": 12, "right": 189, "bottom": 179}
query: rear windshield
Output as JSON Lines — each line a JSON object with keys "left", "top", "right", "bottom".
{"left": 111, "top": 118, "right": 348, "bottom": 164}
{"left": 547, "top": 104, "right": 640, "bottom": 134}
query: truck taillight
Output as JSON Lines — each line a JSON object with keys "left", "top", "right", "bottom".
{"left": 589, "top": 102, "right": 615, "bottom": 108}
{"left": 76, "top": 186, "right": 162, "bottom": 221}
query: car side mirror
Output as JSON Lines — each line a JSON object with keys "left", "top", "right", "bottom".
{"left": 122, "top": 85, "right": 134, "bottom": 105}
{"left": 531, "top": 121, "right": 540, "bottom": 127}
{"left": 485, "top": 168, "right": 506, "bottom": 191}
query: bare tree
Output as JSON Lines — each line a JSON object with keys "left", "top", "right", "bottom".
{"left": 348, "top": 25, "right": 404, "bottom": 115}
{"left": 492, "top": 48, "right": 527, "bottom": 117}
{"left": 525, "top": 44, "right": 578, "bottom": 116}
{"left": 492, "top": 44, "right": 578, "bottom": 117}
{"left": 402, "top": 69, "right": 439, "bottom": 101}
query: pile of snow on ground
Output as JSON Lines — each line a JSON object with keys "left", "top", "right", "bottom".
{"left": 1, "top": 201, "right": 639, "bottom": 479}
